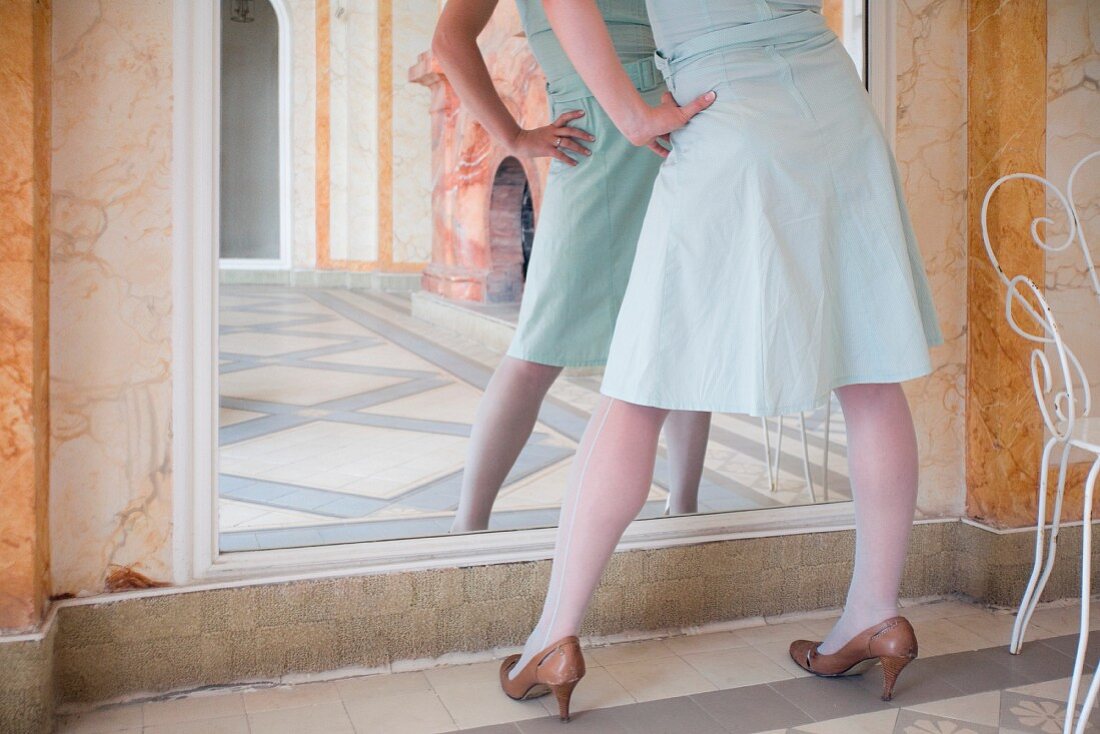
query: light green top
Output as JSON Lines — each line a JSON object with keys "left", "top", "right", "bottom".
{"left": 514, "top": 0, "right": 655, "bottom": 82}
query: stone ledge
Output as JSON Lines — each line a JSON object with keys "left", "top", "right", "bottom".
{"left": 3, "top": 519, "right": 1098, "bottom": 732}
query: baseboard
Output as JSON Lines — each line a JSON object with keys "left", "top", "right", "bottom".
{"left": 3, "top": 518, "right": 1098, "bottom": 732}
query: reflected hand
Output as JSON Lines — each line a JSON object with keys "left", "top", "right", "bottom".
{"left": 508, "top": 110, "right": 595, "bottom": 166}
{"left": 628, "top": 90, "right": 717, "bottom": 151}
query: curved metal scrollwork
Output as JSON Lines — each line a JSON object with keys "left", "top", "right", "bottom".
{"left": 980, "top": 151, "right": 1099, "bottom": 442}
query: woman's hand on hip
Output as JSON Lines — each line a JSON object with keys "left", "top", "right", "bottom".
{"left": 508, "top": 110, "right": 595, "bottom": 166}
{"left": 626, "top": 90, "right": 716, "bottom": 151}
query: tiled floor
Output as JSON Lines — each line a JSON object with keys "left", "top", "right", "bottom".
{"left": 217, "top": 285, "right": 851, "bottom": 551}
{"left": 55, "top": 599, "right": 1100, "bottom": 733}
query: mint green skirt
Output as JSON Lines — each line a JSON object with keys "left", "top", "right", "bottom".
{"left": 601, "top": 10, "right": 943, "bottom": 416}
{"left": 507, "top": 61, "right": 667, "bottom": 367}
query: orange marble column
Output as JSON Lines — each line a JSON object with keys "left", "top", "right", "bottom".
{"left": 0, "top": 0, "right": 51, "bottom": 632}
{"left": 965, "top": 0, "right": 1047, "bottom": 526}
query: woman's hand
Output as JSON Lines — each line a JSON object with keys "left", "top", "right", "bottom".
{"left": 627, "top": 91, "right": 717, "bottom": 152}
{"left": 508, "top": 110, "right": 596, "bottom": 166}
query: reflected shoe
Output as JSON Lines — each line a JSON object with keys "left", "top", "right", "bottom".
{"left": 789, "top": 616, "right": 918, "bottom": 701}
{"left": 499, "top": 636, "right": 586, "bottom": 721}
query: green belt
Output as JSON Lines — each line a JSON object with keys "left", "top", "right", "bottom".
{"left": 546, "top": 56, "right": 662, "bottom": 103}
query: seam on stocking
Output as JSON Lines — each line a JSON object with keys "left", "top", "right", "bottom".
{"left": 539, "top": 400, "right": 615, "bottom": 651}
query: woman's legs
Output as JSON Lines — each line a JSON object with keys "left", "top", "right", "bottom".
{"left": 818, "top": 382, "right": 919, "bottom": 654}
{"left": 664, "top": 411, "right": 712, "bottom": 514}
{"left": 510, "top": 397, "right": 669, "bottom": 676}
{"left": 451, "top": 357, "right": 563, "bottom": 533}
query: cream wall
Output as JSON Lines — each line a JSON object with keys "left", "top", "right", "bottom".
{"left": 289, "top": 0, "right": 318, "bottom": 269}
{"left": 50, "top": 0, "right": 175, "bottom": 595}
{"left": 391, "top": 0, "right": 435, "bottom": 263}
{"left": 895, "top": 0, "right": 969, "bottom": 519}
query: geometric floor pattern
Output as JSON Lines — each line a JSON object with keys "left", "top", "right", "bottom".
{"left": 218, "top": 285, "right": 851, "bottom": 552}
{"left": 54, "top": 599, "right": 1100, "bottom": 733}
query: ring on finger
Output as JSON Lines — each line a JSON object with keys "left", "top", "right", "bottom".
{"left": 554, "top": 136, "right": 562, "bottom": 148}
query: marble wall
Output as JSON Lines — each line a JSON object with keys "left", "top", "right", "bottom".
{"left": 49, "top": 0, "right": 175, "bottom": 596}
{"left": 0, "top": 0, "right": 52, "bottom": 632}
{"left": 391, "top": 0, "right": 436, "bottom": 264}
{"left": 1045, "top": 0, "right": 1100, "bottom": 405}
{"left": 895, "top": 0, "right": 970, "bottom": 518}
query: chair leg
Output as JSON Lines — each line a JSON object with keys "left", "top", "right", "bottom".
{"left": 761, "top": 417, "right": 775, "bottom": 492}
{"left": 1011, "top": 438, "right": 1062, "bottom": 652}
{"left": 773, "top": 416, "right": 784, "bottom": 492}
{"left": 1017, "top": 442, "right": 1074, "bottom": 653}
{"left": 1066, "top": 457, "right": 1100, "bottom": 734}
{"left": 822, "top": 398, "right": 831, "bottom": 502}
{"left": 798, "top": 412, "right": 816, "bottom": 503}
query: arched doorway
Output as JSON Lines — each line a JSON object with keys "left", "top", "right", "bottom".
{"left": 486, "top": 157, "right": 535, "bottom": 303}
{"left": 218, "top": 0, "right": 292, "bottom": 270}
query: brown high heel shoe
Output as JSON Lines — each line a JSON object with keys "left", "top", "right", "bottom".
{"left": 499, "top": 636, "right": 586, "bottom": 721}
{"left": 789, "top": 616, "right": 918, "bottom": 701}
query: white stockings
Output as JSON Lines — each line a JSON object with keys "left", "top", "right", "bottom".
{"left": 818, "top": 383, "right": 919, "bottom": 654}
{"left": 511, "top": 397, "right": 669, "bottom": 676}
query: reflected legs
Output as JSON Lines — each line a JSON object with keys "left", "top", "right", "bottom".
{"left": 664, "top": 410, "right": 711, "bottom": 515}
{"left": 451, "top": 357, "right": 563, "bottom": 533}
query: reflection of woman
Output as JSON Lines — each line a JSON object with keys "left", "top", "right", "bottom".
{"left": 432, "top": 1, "right": 715, "bottom": 535}
{"left": 500, "top": 0, "right": 944, "bottom": 718}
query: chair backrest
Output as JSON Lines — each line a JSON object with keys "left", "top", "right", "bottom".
{"left": 980, "top": 150, "right": 1100, "bottom": 442}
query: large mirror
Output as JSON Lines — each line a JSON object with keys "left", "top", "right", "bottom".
{"left": 216, "top": 0, "right": 870, "bottom": 553}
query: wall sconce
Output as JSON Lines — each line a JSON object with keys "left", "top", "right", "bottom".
{"left": 230, "top": 0, "right": 256, "bottom": 23}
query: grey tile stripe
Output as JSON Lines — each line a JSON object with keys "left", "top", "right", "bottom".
{"left": 219, "top": 475, "right": 387, "bottom": 518}
{"left": 458, "top": 634, "right": 1093, "bottom": 734}
{"left": 306, "top": 290, "right": 775, "bottom": 508}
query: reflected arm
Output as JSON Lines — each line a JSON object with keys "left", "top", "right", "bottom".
{"left": 542, "top": 0, "right": 716, "bottom": 147}
{"left": 431, "top": 0, "right": 594, "bottom": 164}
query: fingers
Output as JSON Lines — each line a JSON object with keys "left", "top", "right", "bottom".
{"left": 647, "top": 140, "right": 669, "bottom": 158}
{"left": 551, "top": 148, "right": 578, "bottom": 166}
{"left": 679, "top": 90, "right": 717, "bottom": 122}
{"left": 554, "top": 126, "right": 596, "bottom": 142}
{"left": 556, "top": 137, "right": 591, "bottom": 157}
{"left": 552, "top": 109, "right": 586, "bottom": 128}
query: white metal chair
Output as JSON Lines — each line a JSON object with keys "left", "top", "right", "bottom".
{"left": 981, "top": 151, "right": 1100, "bottom": 734}
{"left": 760, "top": 400, "right": 832, "bottom": 503}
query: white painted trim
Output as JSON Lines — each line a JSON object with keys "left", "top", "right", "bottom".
{"left": 219, "top": 257, "right": 287, "bottom": 270}
{"left": 174, "top": 0, "right": 220, "bottom": 584}
{"left": 866, "top": 0, "right": 897, "bottom": 146}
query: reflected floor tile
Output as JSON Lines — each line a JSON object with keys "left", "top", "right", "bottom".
{"left": 143, "top": 717, "right": 250, "bottom": 734}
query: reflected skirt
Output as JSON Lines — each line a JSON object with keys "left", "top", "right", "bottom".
{"left": 507, "top": 61, "right": 667, "bottom": 367}
{"left": 600, "top": 11, "right": 943, "bottom": 416}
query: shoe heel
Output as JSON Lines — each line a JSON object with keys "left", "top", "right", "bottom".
{"left": 880, "top": 655, "right": 913, "bottom": 701}
{"left": 551, "top": 679, "right": 579, "bottom": 721}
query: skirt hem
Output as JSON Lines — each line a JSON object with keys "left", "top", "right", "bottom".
{"left": 599, "top": 361, "right": 937, "bottom": 417}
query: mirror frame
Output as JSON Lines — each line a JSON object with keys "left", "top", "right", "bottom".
{"left": 173, "top": 0, "right": 889, "bottom": 585}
